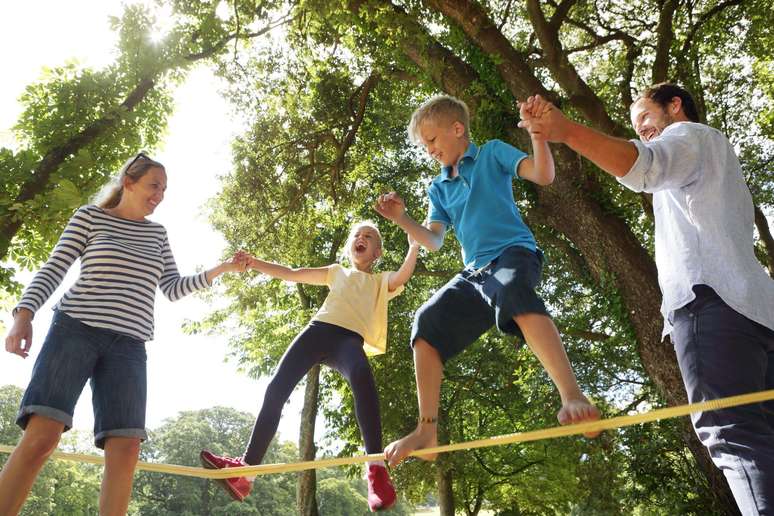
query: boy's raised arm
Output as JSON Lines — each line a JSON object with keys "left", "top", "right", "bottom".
{"left": 375, "top": 192, "right": 445, "bottom": 251}
{"left": 516, "top": 101, "right": 556, "bottom": 186}
{"left": 247, "top": 256, "right": 330, "bottom": 286}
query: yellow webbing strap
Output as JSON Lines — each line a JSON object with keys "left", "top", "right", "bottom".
{"left": 2, "top": 389, "right": 773, "bottom": 479}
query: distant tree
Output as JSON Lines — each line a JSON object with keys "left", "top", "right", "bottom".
{"left": 132, "top": 406, "right": 296, "bottom": 515}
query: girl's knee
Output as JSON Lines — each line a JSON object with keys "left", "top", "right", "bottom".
{"left": 264, "top": 379, "right": 293, "bottom": 406}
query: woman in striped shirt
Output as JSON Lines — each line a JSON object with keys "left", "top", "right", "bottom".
{"left": 0, "top": 153, "right": 246, "bottom": 515}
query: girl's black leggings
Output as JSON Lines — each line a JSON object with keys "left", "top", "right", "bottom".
{"left": 244, "top": 320, "right": 382, "bottom": 464}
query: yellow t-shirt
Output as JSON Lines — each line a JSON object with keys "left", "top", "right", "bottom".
{"left": 312, "top": 264, "right": 403, "bottom": 355}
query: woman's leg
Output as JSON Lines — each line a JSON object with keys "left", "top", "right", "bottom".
{"left": 0, "top": 415, "right": 64, "bottom": 515}
{"left": 99, "top": 436, "right": 141, "bottom": 516}
{"left": 90, "top": 334, "right": 148, "bottom": 515}
{"left": 0, "top": 312, "right": 98, "bottom": 514}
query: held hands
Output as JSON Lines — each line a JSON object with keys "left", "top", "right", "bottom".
{"left": 374, "top": 192, "right": 406, "bottom": 222}
{"left": 5, "top": 308, "right": 33, "bottom": 358}
{"left": 221, "top": 250, "right": 250, "bottom": 274}
{"left": 238, "top": 253, "right": 266, "bottom": 272}
{"left": 517, "top": 95, "right": 569, "bottom": 143}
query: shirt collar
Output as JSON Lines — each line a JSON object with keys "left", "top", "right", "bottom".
{"left": 440, "top": 142, "right": 479, "bottom": 181}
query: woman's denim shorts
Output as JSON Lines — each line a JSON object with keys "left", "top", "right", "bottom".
{"left": 17, "top": 310, "right": 148, "bottom": 449}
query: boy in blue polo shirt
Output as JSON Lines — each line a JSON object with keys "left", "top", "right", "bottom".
{"left": 376, "top": 95, "right": 600, "bottom": 466}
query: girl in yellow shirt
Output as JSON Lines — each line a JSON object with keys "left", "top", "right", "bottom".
{"left": 201, "top": 221, "right": 419, "bottom": 512}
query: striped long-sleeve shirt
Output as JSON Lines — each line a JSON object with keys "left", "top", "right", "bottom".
{"left": 15, "top": 205, "right": 211, "bottom": 342}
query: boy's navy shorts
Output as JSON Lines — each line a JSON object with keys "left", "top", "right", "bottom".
{"left": 411, "top": 245, "right": 549, "bottom": 363}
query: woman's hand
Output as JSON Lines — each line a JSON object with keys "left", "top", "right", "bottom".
{"left": 6, "top": 308, "right": 33, "bottom": 358}
{"left": 206, "top": 250, "right": 250, "bottom": 283}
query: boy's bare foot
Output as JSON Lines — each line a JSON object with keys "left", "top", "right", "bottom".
{"left": 384, "top": 427, "right": 438, "bottom": 467}
{"left": 557, "top": 397, "right": 601, "bottom": 438}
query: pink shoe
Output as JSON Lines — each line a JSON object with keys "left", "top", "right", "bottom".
{"left": 200, "top": 450, "right": 252, "bottom": 501}
{"left": 367, "top": 464, "right": 397, "bottom": 511}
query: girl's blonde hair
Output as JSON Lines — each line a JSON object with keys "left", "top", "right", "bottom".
{"left": 408, "top": 94, "right": 471, "bottom": 145}
{"left": 343, "top": 220, "right": 383, "bottom": 262}
{"left": 95, "top": 152, "right": 165, "bottom": 208}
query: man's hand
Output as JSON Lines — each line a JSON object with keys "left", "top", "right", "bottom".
{"left": 518, "top": 95, "right": 570, "bottom": 143}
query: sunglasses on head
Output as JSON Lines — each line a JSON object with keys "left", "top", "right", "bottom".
{"left": 126, "top": 152, "right": 150, "bottom": 170}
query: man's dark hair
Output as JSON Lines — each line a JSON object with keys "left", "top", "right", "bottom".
{"left": 635, "top": 83, "right": 701, "bottom": 123}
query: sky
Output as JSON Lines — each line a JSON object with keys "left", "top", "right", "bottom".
{"left": 0, "top": 0, "right": 310, "bottom": 449}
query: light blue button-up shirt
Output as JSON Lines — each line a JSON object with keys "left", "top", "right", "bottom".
{"left": 426, "top": 140, "right": 534, "bottom": 268}
{"left": 619, "top": 121, "right": 774, "bottom": 338}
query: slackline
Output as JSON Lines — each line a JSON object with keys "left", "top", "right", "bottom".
{"left": 2, "top": 389, "right": 773, "bottom": 479}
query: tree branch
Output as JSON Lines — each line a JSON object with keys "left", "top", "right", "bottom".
{"left": 184, "top": 12, "right": 294, "bottom": 61}
{"left": 1, "top": 14, "right": 294, "bottom": 264}
{"left": 678, "top": 0, "right": 744, "bottom": 61}
{"left": 525, "top": 0, "right": 628, "bottom": 136}
{"left": 0, "top": 76, "right": 156, "bottom": 259}
{"left": 423, "top": 0, "right": 554, "bottom": 102}
{"left": 652, "top": 0, "right": 678, "bottom": 84}
{"left": 549, "top": 0, "right": 580, "bottom": 28}
{"left": 332, "top": 73, "right": 380, "bottom": 190}
{"left": 472, "top": 450, "right": 544, "bottom": 478}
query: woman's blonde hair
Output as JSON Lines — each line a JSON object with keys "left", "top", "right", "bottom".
{"left": 95, "top": 152, "right": 165, "bottom": 208}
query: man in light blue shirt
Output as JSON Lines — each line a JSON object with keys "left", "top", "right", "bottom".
{"left": 520, "top": 83, "right": 774, "bottom": 514}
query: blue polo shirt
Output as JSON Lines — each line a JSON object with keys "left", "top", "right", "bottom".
{"left": 427, "top": 139, "right": 536, "bottom": 268}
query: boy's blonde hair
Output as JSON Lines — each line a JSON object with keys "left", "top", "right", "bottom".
{"left": 343, "top": 220, "right": 383, "bottom": 261}
{"left": 408, "top": 95, "right": 470, "bottom": 144}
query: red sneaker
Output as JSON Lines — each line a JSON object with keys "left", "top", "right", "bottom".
{"left": 367, "top": 464, "right": 397, "bottom": 512}
{"left": 199, "top": 450, "right": 252, "bottom": 502}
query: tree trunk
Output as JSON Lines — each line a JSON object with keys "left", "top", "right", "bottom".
{"left": 754, "top": 204, "right": 774, "bottom": 277}
{"left": 296, "top": 364, "right": 320, "bottom": 516}
{"left": 437, "top": 460, "right": 455, "bottom": 516}
{"left": 201, "top": 479, "right": 210, "bottom": 514}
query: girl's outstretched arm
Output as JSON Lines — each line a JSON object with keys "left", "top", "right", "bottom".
{"left": 248, "top": 256, "right": 330, "bottom": 286}
{"left": 387, "top": 236, "right": 421, "bottom": 291}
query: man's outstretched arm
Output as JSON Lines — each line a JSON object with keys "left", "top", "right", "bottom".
{"left": 519, "top": 96, "right": 638, "bottom": 178}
